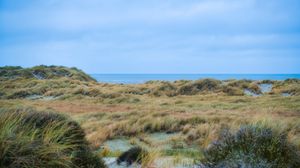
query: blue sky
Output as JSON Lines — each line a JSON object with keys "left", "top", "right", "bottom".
{"left": 0, "top": 0, "right": 300, "bottom": 74}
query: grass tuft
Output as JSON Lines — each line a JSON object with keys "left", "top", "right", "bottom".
{"left": 0, "top": 108, "right": 106, "bottom": 168}
{"left": 201, "top": 124, "right": 300, "bottom": 168}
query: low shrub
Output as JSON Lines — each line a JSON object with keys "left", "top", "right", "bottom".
{"left": 201, "top": 124, "right": 300, "bottom": 168}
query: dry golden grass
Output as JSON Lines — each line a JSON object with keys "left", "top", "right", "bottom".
{"left": 1, "top": 75, "right": 299, "bottom": 164}
{"left": 1, "top": 93, "right": 299, "bottom": 151}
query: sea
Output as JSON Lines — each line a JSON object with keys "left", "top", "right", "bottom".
{"left": 90, "top": 74, "right": 300, "bottom": 84}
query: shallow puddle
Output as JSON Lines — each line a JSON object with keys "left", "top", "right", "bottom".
{"left": 103, "top": 157, "right": 141, "bottom": 168}
{"left": 147, "top": 132, "right": 180, "bottom": 143}
{"left": 282, "top": 92, "right": 291, "bottom": 97}
{"left": 102, "top": 138, "right": 134, "bottom": 152}
{"left": 103, "top": 156, "right": 197, "bottom": 168}
{"left": 154, "top": 157, "right": 197, "bottom": 168}
{"left": 145, "top": 132, "right": 183, "bottom": 150}
{"left": 26, "top": 95, "right": 57, "bottom": 100}
{"left": 101, "top": 132, "right": 199, "bottom": 168}
{"left": 259, "top": 84, "right": 272, "bottom": 93}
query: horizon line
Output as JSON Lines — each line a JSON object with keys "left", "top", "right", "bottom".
{"left": 89, "top": 73, "right": 300, "bottom": 75}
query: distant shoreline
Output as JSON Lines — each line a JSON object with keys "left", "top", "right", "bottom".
{"left": 90, "top": 74, "right": 300, "bottom": 84}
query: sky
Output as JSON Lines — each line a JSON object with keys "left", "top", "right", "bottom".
{"left": 0, "top": 0, "right": 300, "bottom": 74}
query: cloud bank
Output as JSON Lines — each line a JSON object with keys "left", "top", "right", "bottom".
{"left": 0, "top": 0, "right": 300, "bottom": 73}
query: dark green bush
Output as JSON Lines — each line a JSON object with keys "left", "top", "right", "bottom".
{"left": 201, "top": 125, "right": 300, "bottom": 168}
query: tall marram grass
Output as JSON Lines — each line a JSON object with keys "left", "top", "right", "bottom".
{"left": 0, "top": 108, "right": 106, "bottom": 168}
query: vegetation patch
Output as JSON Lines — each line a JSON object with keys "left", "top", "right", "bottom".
{"left": 201, "top": 124, "right": 300, "bottom": 168}
{"left": 0, "top": 107, "right": 106, "bottom": 168}
{"left": 177, "top": 79, "right": 222, "bottom": 95}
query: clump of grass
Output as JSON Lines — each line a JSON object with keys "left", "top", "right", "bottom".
{"left": 140, "top": 149, "right": 160, "bottom": 167}
{"left": 0, "top": 108, "right": 106, "bottom": 168}
{"left": 177, "top": 79, "right": 222, "bottom": 95}
{"left": 6, "top": 89, "right": 32, "bottom": 99}
{"left": 0, "top": 66, "right": 32, "bottom": 79}
{"left": 120, "top": 87, "right": 150, "bottom": 95}
{"left": 73, "top": 87, "right": 102, "bottom": 97}
{"left": 222, "top": 86, "right": 244, "bottom": 96}
{"left": 271, "top": 78, "right": 300, "bottom": 96}
{"left": 284, "top": 78, "right": 300, "bottom": 84}
{"left": 150, "top": 81, "right": 177, "bottom": 97}
{"left": 227, "top": 79, "right": 261, "bottom": 94}
{"left": 258, "top": 79, "right": 276, "bottom": 84}
{"left": 201, "top": 124, "right": 300, "bottom": 168}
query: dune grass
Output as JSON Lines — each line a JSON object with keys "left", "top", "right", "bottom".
{"left": 0, "top": 107, "right": 106, "bottom": 168}
{"left": 1, "top": 66, "right": 299, "bottom": 167}
{"left": 1, "top": 67, "right": 300, "bottom": 100}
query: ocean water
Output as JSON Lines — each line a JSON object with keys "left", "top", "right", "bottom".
{"left": 90, "top": 74, "right": 300, "bottom": 84}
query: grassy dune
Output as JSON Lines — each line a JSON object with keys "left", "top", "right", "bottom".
{"left": 0, "top": 66, "right": 299, "bottom": 167}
